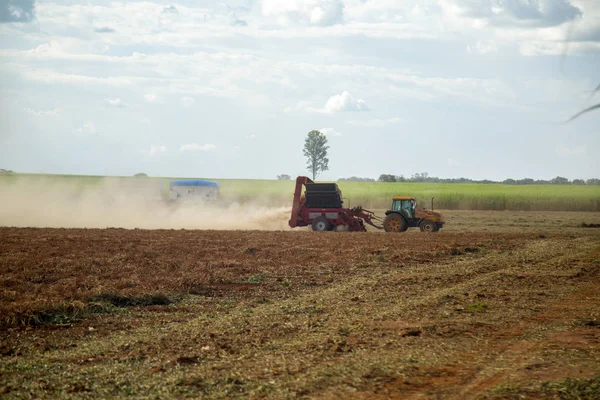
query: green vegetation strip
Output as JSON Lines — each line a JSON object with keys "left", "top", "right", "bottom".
{"left": 2, "top": 173, "right": 600, "bottom": 211}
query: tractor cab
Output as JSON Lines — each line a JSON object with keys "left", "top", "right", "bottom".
{"left": 391, "top": 197, "right": 416, "bottom": 219}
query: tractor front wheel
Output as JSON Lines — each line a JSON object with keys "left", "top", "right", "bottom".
{"left": 419, "top": 219, "right": 438, "bottom": 232}
{"left": 383, "top": 214, "right": 408, "bottom": 232}
{"left": 312, "top": 216, "right": 332, "bottom": 232}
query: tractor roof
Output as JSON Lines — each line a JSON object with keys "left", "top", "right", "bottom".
{"left": 392, "top": 196, "right": 415, "bottom": 200}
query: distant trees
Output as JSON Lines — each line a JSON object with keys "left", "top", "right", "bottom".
{"left": 338, "top": 176, "right": 376, "bottom": 182}
{"left": 332, "top": 168, "right": 600, "bottom": 186}
{"left": 410, "top": 172, "right": 429, "bottom": 182}
{"left": 134, "top": 172, "right": 148, "bottom": 177}
{"left": 377, "top": 174, "right": 407, "bottom": 182}
{"left": 277, "top": 174, "right": 291, "bottom": 180}
{"left": 370, "top": 172, "right": 600, "bottom": 185}
{"left": 551, "top": 176, "right": 570, "bottom": 185}
{"left": 303, "top": 130, "right": 329, "bottom": 180}
{"left": 378, "top": 174, "right": 396, "bottom": 182}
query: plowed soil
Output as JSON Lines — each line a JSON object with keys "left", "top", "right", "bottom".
{"left": 1, "top": 212, "right": 599, "bottom": 399}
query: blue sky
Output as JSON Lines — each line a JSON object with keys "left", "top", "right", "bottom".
{"left": 0, "top": 0, "right": 598, "bottom": 180}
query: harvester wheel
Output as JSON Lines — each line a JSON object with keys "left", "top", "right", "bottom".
{"left": 312, "top": 216, "right": 331, "bottom": 232}
{"left": 419, "top": 219, "right": 437, "bottom": 232}
{"left": 383, "top": 214, "right": 407, "bottom": 233}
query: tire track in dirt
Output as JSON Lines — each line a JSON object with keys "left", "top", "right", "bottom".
{"left": 454, "top": 282, "right": 600, "bottom": 399}
{"left": 418, "top": 238, "right": 600, "bottom": 399}
{"left": 308, "top": 236, "right": 599, "bottom": 399}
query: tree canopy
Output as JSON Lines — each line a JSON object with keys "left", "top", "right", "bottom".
{"left": 303, "top": 130, "right": 329, "bottom": 180}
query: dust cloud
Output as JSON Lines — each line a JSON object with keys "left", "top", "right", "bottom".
{"left": 0, "top": 179, "right": 292, "bottom": 230}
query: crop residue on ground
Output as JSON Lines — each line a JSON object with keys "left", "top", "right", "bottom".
{"left": 1, "top": 225, "right": 599, "bottom": 398}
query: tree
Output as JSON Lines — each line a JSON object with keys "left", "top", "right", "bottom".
{"left": 378, "top": 174, "right": 396, "bottom": 182}
{"left": 516, "top": 178, "right": 534, "bottom": 185}
{"left": 277, "top": 174, "right": 291, "bottom": 180}
{"left": 551, "top": 176, "right": 570, "bottom": 185}
{"left": 339, "top": 176, "right": 376, "bottom": 182}
{"left": 410, "top": 172, "right": 429, "bottom": 182}
{"left": 303, "top": 130, "right": 329, "bottom": 180}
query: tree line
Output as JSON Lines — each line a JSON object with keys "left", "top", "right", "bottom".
{"left": 364, "top": 173, "right": 600, "bottom": 185}
{"left": 292, "top": 130, "right": 599, "bottom": 185}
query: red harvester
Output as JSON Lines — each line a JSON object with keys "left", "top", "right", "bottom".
{"left": 288, "top": 176, "right": 384, "bottom": 232}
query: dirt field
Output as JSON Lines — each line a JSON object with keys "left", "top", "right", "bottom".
{"left": 1, "top": 211, "right": 599, "bottom": 399}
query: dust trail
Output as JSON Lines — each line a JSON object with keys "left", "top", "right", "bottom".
{"left": 0, "top": 178, "right": 292, "bottom": 230}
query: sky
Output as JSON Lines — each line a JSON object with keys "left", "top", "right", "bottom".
{"left": 0, "top": 0, "right": 598, "bottom": 181}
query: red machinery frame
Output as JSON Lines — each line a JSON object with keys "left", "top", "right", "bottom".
{"left": 288, "top": 176, "right": 383, "bottom": 231}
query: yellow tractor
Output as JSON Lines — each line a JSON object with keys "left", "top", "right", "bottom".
{"left": 383, "top": 197, "right": 444, "bottom": 232}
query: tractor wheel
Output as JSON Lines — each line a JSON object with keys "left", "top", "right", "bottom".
{"left": 383, "top": 214, "right": 408, "bottom": 232}
{"left": 312, "top": 216, "right": 331, "bottom": 232}
{"left": 419, "top": 219, "right": 437, "bottom": 232}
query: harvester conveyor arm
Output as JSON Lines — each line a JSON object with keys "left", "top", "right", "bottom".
{"left": 348, "top": 207, "right": 384, "bottom": 230}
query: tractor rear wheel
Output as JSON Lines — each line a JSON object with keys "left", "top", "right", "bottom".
{"left": 383, "top": 214, "right": 408, "bottom": 232}
{"left": 312, "top": 216, "right": 331, "bottom": 232}
{"left": 419, "top": 219, "right": 438, "bottom": 232}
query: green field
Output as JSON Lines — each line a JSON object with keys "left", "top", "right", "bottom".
{"left": 1, "top": 173, "right": 599, "bottom": 211}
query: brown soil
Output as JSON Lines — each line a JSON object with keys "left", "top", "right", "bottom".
{"left": 0, "top": 225, "right": 599, "bottom": 399}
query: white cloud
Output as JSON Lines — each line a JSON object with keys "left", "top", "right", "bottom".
{"left": 284, "top": 101, "right": 315, "bottom": 113}
{"left": 23, "top": 108, "right": 60, "bottom": 118}
{"left": 247, "top": 134, "right": 257, "bottom": 139}
{"left": 323, "top": 91, "right": 368, "bottom": 113}
{"left": 105, "top": 98, "right": 128, "bottom": 108}
{"left": 518, "top": 40, "right": 600, "bottom": 56}
{"left": 162, "top": 5, "right": 178, "bottom": 14}
{"left": 15, "top": 67, "right": 133, "bottom": 87}
{"left": 320, "top": 127, "right": 343, "bottom": 137}
{"left": 180, "top": 97, "right": 195, "bottom": 107}
{"left": 347, "top": 117, "right": 403, "bottom": 127}
{"left": 180, "top": 143, "right": 217, "bottom": 152}
{"left": 454, "top": 0, "right": 582, "bottom": 28}
{"left": 556, "top": 144, "right": 586, "bottom": 158}
{"left": 262, "top": 0, "right": 344, "bottom": 26}
{"left": 144, "top": 94, "right": 161, "bottom": 103}
{"left": 76, "top": 122, "right": 97, "bottom": 134}
{"left": 94, "top": 27, "right": 115, "bottom": 33}
{"left": 0, "top": 0, "right": 35, "bottom": 23}
{"left": 2, "top": 46, "right": 518, "bottom": 106}
{"left": 145, "top": 144, "right": 167, "bottom": 156}
{"left": 467, "top": 40, "right": 498, "bottom": 54}
{"left": 7, "top": 0, "right": 596, "bottom": 56}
